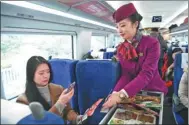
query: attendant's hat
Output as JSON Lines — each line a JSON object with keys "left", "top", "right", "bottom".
{"left": 113, "top": 3, "right": 142, "bottom": 23}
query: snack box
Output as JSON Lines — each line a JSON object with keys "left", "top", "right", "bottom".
{"left": 99, "top": 91, "right": 164, "bottom": 125}
{"left": 108, "top": 108, "right": 156, "bottom": 124}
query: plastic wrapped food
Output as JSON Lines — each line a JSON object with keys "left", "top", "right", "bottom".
{"left": 138, "top": 114, "right": 155, "bottom": 123}
{"left": 121, "top": 95, "right": 161, "bottom": 104}
{"left": 136, "top": 96, "right": 161, "bottom": 103}
{"left": 138, "top": 101, "right": 162, "bottom": 110}
{"left": 114, "top": 110, "right": 138, "bottom": 120}
{"left": 108, "top": 108, "right": 156, "bottom": 125}
{"left": 109, "top": 118, "right": 124, "bottom": 124}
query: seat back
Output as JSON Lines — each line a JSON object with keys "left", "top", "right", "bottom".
{"left": 18, "top": 112, "right": 64, "bottom": 124}
{"left": 76, "top": 60, "right": 120, "bottom": 124}
{"left": 173, "top": 53, "right": 188, "bottom": 125}
{"left": 103, "top": 52, "right": 115, "bottom": 59}
{"left": 48, "top": 59, "right": 79, "bottom": 112}
{"left": 173, "top": 53, "right": 188, "bottom": 96}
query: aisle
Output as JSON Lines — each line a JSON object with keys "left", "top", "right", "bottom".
{"left": 163, "top": 98, "right": 176, "bottom": 124}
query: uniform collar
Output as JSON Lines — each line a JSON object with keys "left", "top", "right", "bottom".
{"left": 126, "top": 30, "right": 142, "bottom": 44}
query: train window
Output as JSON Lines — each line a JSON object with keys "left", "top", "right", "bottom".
{"left": 91, "top": 36, "right": 106, "bottom": 51}
{"left": 114, "top": 36, "right": 124, "bottom": 47}
{"left": 184, "top": 35, "right": 188, "bottom": 43}
{"left": 1, "top": 34, "right": 73, "bottom": 99}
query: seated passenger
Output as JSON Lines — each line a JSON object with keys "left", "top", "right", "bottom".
{"left": 165, "top": 48, "right": 183, "bottom": 86}
{"left": 178, "top": 66, "right": 188, "bottom": 124}
{"left": 161, "top": 48, "right": 183, "bottom": 99}
{"left": 16, "top": 56, "right": 81, "bottom": 124}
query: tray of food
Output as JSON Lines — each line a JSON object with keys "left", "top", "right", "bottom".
{"left": 108, "top": 108, "right": 156, "bottom": 124}
{"left": 99, "top": 91, "right": 164, "bottom": 125}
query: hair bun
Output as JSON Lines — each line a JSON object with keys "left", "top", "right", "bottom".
{"left": 138, "top": 13, "right": 143, "bottom": 21}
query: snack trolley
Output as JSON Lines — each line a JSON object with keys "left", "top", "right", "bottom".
{"left": 99, "top": 91, "right": 164, "bottom": 124}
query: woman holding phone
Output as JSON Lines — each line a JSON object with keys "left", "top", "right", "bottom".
{"left": 16, "top": 56, "right": 81, "bottom": 124}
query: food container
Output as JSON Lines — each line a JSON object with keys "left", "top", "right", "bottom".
{"left": 99, "top": 90, "right": 164, "bottom": 125}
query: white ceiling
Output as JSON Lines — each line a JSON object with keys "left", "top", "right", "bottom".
{"left": 167, "top": 8, "right": 188, "bottom": 28}
{"left": 1, "top": 1, "right": 188, "bottom": 31}
{"left": 106, "top": 1, "right": 188, "bottom": 29}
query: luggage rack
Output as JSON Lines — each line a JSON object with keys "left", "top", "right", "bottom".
{"left": 170, "top": 24, "right": 188, "bottom": 35}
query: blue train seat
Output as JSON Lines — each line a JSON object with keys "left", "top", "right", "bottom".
{"left": 48, "top": 59, "right": 79, "bottom": 112}
{"left": 76, "top": 60, "right": 120, "bottom": 124}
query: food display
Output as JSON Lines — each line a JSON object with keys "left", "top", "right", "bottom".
{"left": 108, "top": 109, "right": 156, "bottom": 124}
{"left": 100, "top": 91, "right": 164, "bottom": 125}
{"left": 120, "top": 95, "right": 162, "bottom": 111}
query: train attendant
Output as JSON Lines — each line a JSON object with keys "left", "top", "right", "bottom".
{"left": 103, "top": 3, "right": 168, "bottom": 109}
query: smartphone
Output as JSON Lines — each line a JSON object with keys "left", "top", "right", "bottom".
{"left": 65, "top": 82, "right": 76, "bottom": 93}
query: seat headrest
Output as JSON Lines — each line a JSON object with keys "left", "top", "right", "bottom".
{"left": 181, "top": 53, "right": 188, "bottom": 69}
{"left": 174, "top": 53, "right": 188, "bottom": 96}
{"left": 106, "top": 48, "right": 116, "bottom": 52}
{"left": 91, "top": 51, "right": 104, "bottom": 59}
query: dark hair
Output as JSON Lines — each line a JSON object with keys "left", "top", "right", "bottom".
{"left": 25, "top": 56, "right": 53, "bottom": 110}
{"left": 172, "top": 47, "right": 183, "bottom": 54}
{"left": 151, "top": 28, "right": 159, "bottom": 32}
{"left": 167, "top": 48, "right": 183, "bottom": 66}
{"left": 169, "top": 24, "right": 178, "bottom": 32}
{"left": 128, "top": 12, "right": 143, "bottom": 30}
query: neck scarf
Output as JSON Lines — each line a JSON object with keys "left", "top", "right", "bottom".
{"left": 117, "top": 31, "right": 142, "bottom": 60}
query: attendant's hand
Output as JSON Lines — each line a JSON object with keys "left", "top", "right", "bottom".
{"left": 168, "top": 63, "right": 174, "bottom": 69}
{"left": 102, "top": 92, "right": 121, "bottom": 109}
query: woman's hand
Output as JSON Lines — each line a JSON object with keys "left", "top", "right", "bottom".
{"left": 57, "top": 88, "right": 74, "bottom": 105}
{"left": 168, "top": 63, "right": 174, "bottom": 69}
{"left": 111, "top": 56, "right": 119, "bottom": 62}
{"left": 102, "top": 92, "right": 121, "bottom": 109}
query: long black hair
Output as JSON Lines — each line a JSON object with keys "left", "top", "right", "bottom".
{"left": 25, "top": 56, "right": 53, "bottom": 110}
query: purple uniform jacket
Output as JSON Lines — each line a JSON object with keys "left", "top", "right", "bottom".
{"left": 114, "top": 35, "right": 168, "bottom": 97}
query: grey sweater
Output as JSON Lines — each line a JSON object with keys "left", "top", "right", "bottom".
{"left": 37, "top": 85, "right": 65, "bottom": 113}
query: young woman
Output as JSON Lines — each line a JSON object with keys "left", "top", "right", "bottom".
{"left": 103, "top": 3, "right": 168, "bottom": 109}
{"left": 16, "top": 56, "right": 81, "bottom": 124}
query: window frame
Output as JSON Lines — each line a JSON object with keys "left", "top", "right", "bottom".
{"left": 1, "top": 31, "right": 76, "bottom": 100}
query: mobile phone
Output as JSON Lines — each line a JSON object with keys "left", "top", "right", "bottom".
{"left": 66, "top": 82, "right": 76, "bottom": 93}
